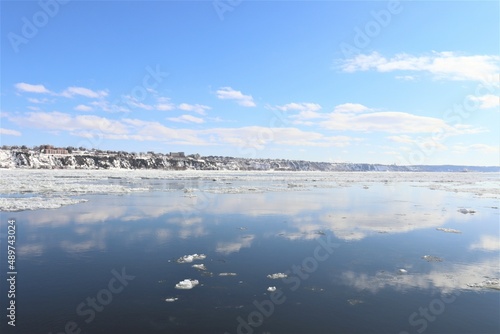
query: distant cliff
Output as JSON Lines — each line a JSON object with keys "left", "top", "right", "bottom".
{"left": 0, "top": 149, "right": 498, "bottom": 172}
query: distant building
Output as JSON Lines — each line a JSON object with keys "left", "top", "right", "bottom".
{"left": 43, "top": 148, "right": 68, "bottom": 154}
{"left": 170, "top": 152, "right": 185, "bottom": 158}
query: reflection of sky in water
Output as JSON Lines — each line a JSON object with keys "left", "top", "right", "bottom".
{"left": 1, "top": 179, "right": 499, "bottom": 334}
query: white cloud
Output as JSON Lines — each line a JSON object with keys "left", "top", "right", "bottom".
{"left": 339, "top": 51, "right": 500, "bottom": 82}
{"left": 61, "top": 86, "right": 108, "bottom": 98}
{"left": 156, "top": 97, "right": 175, "bottom": 111}
{"left": 216, "top": 235, "right": 255, "bottom": 255}
{"left": 275, "top": 102, "right": 321, "bottom": 112}
{"left": 178, "top": 103, "right": 211, "bottom": 115}
{"left": 466, "top": 94, "right": 499, "bottom": 110}
{"left": 452, "top": 143, "right": 499, "bottom": 154}
{"left": 395, "top": 75, "right": 416, "bottom": 81}
{"left": 9, "top": 111, "right": 128, "bottom": 135}
{"left": 28, "top": 97, "right": 51, "bottom": 104}
{"left": 74, "top": 104, "right": 93, "bottom": 112}
{"left": 291, "top": 103, "right": 486, "bottom": 137}
{"left": 216, "top": 87, "right": 256, "bottom": 107}
{"left": 168, "top": 114, "right": 205, "bottom": 124}
{"left": 119, "top": 95, "right": 153, "bottom": 110}
{"left": 387, "top": 135, "right": 414, "bottom": 144}
{"left": 0, "top": 128, "right": 21, "bottom": 136}
{"left": 333, "top": 103, "right": 370, "bottom": 113}
{"left": 15, "top": 83, "right": 51, "bottom": 94}
{"left": 470, "top": 235, "right": 500, "bottom": 251}
{"left": 90, "top": 100, "right": 129, "bottom": 113}
{"left": 321, "top": 110, "right": 454, "bottom": 134}
{"left": 207, "top": 126, "right": 357, "bottom": 149}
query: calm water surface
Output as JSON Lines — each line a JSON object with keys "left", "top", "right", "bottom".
{"left": 1, "top": 176, "right": 499, "bottom": 334}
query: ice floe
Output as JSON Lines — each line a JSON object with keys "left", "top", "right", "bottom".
{"left": 175, "top": 279, "right": 199, "bottom": 290}
{"left": 0, "top": 197, "right": 88, "bottom": 212}
{"left": 458, "top": 208, "right": 476, "bottom": 214}
{"left": 267, "top": 273, "right": 288, "bottom": 279}
{"left": 176, "top": 254, "right": 207, "bottom": 263}
{"left": 466, "top": 278, "right": 500, "bottom": 290}
{"left": 267, "top": 286, "right": 277, "bottom": 292}
{"left": 347, "top": 299, "right": 364, "bottom": 306}
{"left": 422, "top": 255, "right": 443, "bottom": 262}
{"left": 165, "top": 297, "right": 178, "bottom": 302}
{"left": 219, "top": 272, "right": 237, "bottom": 276}
{"left": 436, "top": 227, "right": 462, "bottom": 234}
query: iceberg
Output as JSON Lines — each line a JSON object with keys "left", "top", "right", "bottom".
{"left": 219, "top": 272, "right": 237, "bottom": 276}
{"left": 165, "top": 297, "right": 178, "bottom": 302}
{"left": 267, "top": 286, "right": 277, "bottom": 292}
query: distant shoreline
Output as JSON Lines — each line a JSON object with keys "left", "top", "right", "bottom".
{"left": 0, "top": 149, "right": 498, "bottom": 172}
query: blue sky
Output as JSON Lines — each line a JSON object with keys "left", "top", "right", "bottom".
{"left": 1, "top": 0, "right": 499, "bottom": 165}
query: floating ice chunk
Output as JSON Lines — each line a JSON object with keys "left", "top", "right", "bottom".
{"left": 436, "top": 227, "right": 462, "bottom": 234}
{"left": 267, "top": 286, "right": 277, "bottom": 292}
{"left": 347, "top": 299, "right": 364, "bottom": 306}
{"left": 175, "top": 279, "right": 199, "bottom": 290}
{"left": 192, "top": 264, "right": 207, "bottom": 271}
{"left": 422, "top": 255, "right": 443, "bottom": 262}
{"left": 397, "top": 269, "right": 408, "bottom": 275}
{"left": 0, "top": 197, "right": 88, "bottom": 212}
{"left": 176, "top": 254, "right": 207, "bottom": 263}
{"left": 458, "top": 208, "right": 476, "bottom": 214}
{"left": 165, "top": 297, "right": 178, "bottom": 302}
{"left": 267, "top": 273, "right": 288, "bottom": 279}
{"left": 219, "top": 272, "right": 237, "bottom": 276}
{"left": 466, "top": 278, "right": 500, "bottom": 290}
